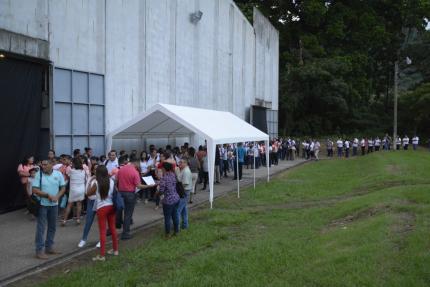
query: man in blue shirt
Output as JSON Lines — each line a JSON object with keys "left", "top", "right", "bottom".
{"left": 32, "top": 159, "right": 66, "bottom": 259}
{"left": 233, "top": 143, "right": 246, "bottom": 180}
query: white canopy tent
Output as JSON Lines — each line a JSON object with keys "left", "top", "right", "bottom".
{"left": 106, "top": 103, "right": 270, "bottom": 208}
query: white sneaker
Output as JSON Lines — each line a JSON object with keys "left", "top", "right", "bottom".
{"left": 96, "top": 241, "right": 101, "bottom": 248}
{"left": 78, "top": 240, "right": 86, "bottom": 248}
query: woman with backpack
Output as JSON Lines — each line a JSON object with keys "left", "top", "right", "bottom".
{"left": 86, "top": 165, "right": 119, "bottom": 261}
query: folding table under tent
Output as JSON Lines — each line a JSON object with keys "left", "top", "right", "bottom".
{"left": 106, "top": 103, "right": 270, "bottom": 208}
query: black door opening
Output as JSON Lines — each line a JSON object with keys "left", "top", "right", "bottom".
{"left": 0, "top": 53, "right": 49, "bottom": 214}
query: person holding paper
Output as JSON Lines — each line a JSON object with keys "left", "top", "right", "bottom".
{"left": 116, "top": 156, "right": 156, "bottom": 240}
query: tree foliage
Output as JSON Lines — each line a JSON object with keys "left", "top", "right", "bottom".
{"left": 235, "top": 0, "right": 430, "bottom": 136}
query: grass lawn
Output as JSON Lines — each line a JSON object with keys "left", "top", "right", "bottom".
{"left": 38, "top": 150, "right": 430, "bottom": 287}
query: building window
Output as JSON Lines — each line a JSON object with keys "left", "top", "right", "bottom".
{"left": 266, "top": 110, "right": 278, "bottom": 139}
{"left": 53, "top": 68, "right": 105, "bottom": 156}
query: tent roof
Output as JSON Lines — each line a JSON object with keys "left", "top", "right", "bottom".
{"left": 107, "top": 103, "right": 269, "bottom": 145}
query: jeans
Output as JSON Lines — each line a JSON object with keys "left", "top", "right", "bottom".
{"left": 35, "top": 205, "right": 58, "bottom": 253}
{"left": 233, "top": 162, "right": 243, "bottom": 180}
{"left": 223, "top": 160, "right": 229, "bottom": 176}
{"left": 81, "top": 199, "right": 96, "bottom": 241}
{"left": 337, "top": 147, "right": 343, "bottom": 157}
{"left": 163, "top": 201, "right": 179, "bottom": 234}
{"left": 117, "top": 191, "right": 137, "bottom": 236}
{"left": 215, "top": 165, "right": 220, "bottom": 182}
{"left": 352, "top": 147, "right": 357, "bottom": 156}
{"left": 202, "top": 171, "right": 209, "bottom": 189}
{"left": 177, "top": 194, "right": 189, "bottom": 229}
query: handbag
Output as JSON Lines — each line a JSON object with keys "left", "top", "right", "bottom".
{"left": 176, "top": 181, "right": 186, "bottom": 198}
{"left": 28, "top": 171, "right": 42, "bottom": 217}
{"left": 112, "top": 185, "right": 124, "bottom": 211}
{"left": 60, "top": 194, "right": 68, "bottom": 209}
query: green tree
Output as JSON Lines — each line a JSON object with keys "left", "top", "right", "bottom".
{"left": 234, "top": 0, "right": 430, "bottom": 136}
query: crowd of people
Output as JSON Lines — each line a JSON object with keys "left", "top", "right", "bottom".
{"left": 17, "top": 142, "right": 273, "bottom": 261}
{"left": 16, "top": 134, "right": 424, "bottom": 261}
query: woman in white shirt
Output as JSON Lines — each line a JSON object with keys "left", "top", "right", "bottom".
{"left": 63, "top": 157, "right": 88, "bottom": 226}
{"left": 86, "top": 165, "right": 119, "bottom": 261}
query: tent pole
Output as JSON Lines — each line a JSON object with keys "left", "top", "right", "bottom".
{"left": 266, "top": 139, "right": 270, "bottom": 182}
{"left": 236, "top": 143, "right": 240, "bottom": 198}
{"left": 208, "top": 140, "right": 215, "bottom": 209}
{"left": 253, "top": 141, "right": 256, "bottom": 190}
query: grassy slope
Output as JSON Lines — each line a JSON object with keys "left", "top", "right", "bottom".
{"left": 39, "top": 151, "right": 430, "bottom": 287}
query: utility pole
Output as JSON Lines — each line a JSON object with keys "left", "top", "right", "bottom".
{"left": 393, "top": 58, "right": 398, "bottom": 151}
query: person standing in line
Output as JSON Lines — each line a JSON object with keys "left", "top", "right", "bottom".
{"left": 309, "top": 140, "right": 315, "bottom": 160}
{"left": 254, "top": 143, "right": 261, "bottom": 167}
{"left": 396, "top": 136, "right": 401, "bottom": 150}
{"left": 17, "top": 155, "right": 36, "bottom": 212}
{"left": 233, "top": 143, "right": 246, "bottom": 180}
{"left": 314, "top": 140, "right": 321, "bottom": 161}
{"left": 367, "top": 138, "right": 372, "bottom": 153}
{"left": 104, "top": 150, "right": 119, "bottom": 175}
{"left": 326, "top": 139, "right": 333, "bottom": 157}
{"left": 200, "top": 149, "right": 209, "bottom": 191}
{"left": 32, "top": 160, "right": 66, "bottom": 259}
{"left": 412, "top": 135, "right": 419, "bottom": 150}
{"left": 187, "top": 147, "right": 199, "bottom": 204}
{"left": 302, "top": 141, "right": 308, "bottom": 159}
{"left": 374, "top": 137, "right": 381, "bottom": 151}
{"left": 83, "top": 147, "right": 93, "bottom": 171}
{"left": 196, "top": 146, "right": 205, "bottom": 185}
{"left": 360, "top": 138, "right": 366, "bottom": 156}
{"left": 344, "top": 139, "right": 350, "bottom": 158}
{"left": 47, "top": 150, "right": 56, "bottom": 164}
{"left": 402, "top": 135, "right": 410, "bottom": 150}
{"left": 177, "top": 158, "right": 192, "bottom": 230}
{"left": 86, "top": 165, "right": 119, "bottom": 261}
{"left": 62, "top": 157, "right": 88, "bottom": 226}
{"left": 295, "top": 139, "right": 301, "bottom": 158}
{"left": 289, "top": 140, "right": 296, "bottom": 161}
{"left": 352, "top": 138, "right": 359, "bottom": 156}
{"left": 116, "top": 156, "right": 154, "bottom": 240}
{"left": 221, "top": 144, "right": 229, "bottom": 177}
{"left": 158, "top": 162, "right": 180, "bottom": 237}
{"left": 214, "top": 145, "right": 221, "bottom": 184}
{"left": 78, "top": 164, "right": 100, "bottom": 248}
{"left": 336, "top": 138, "right": 343, "bottom": 158}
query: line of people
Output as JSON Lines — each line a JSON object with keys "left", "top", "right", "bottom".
{"left": 326, "top": 134, "right": 421, "bottom": 158}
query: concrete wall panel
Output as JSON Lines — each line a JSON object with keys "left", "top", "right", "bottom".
{"left": 105, "top": 0, "right": 141, "bottom": 133}
{"left": 254, "top": 8, "right": 279, "bottom": 110}
{"left": 0, "top": 0, "right": 48, "bottom": 40}
{"left": 49, "top": 0, "right": 105, "bottom": 74}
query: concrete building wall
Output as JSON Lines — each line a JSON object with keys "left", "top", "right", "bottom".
{"left": 0, "top": 0, "right": 48, "bottom": 41}
{"left": 254, "top": 8, "right": 279, "bottom": 111}
{"left": 0, "top": 0, "right": 279, "bottom": 152}
{"left": 49, "top": 0, "right": 105, "bottom": 74}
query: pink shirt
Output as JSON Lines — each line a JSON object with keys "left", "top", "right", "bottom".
{"left": 17, "top": 164, "right": 34, "bottom": 185}
{"left": 117, "top": 164, "right": 140, "bottom": 192}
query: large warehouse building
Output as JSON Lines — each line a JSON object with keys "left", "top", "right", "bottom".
{"left": 0, "top": 0, "right": 278, "bottom": 212}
